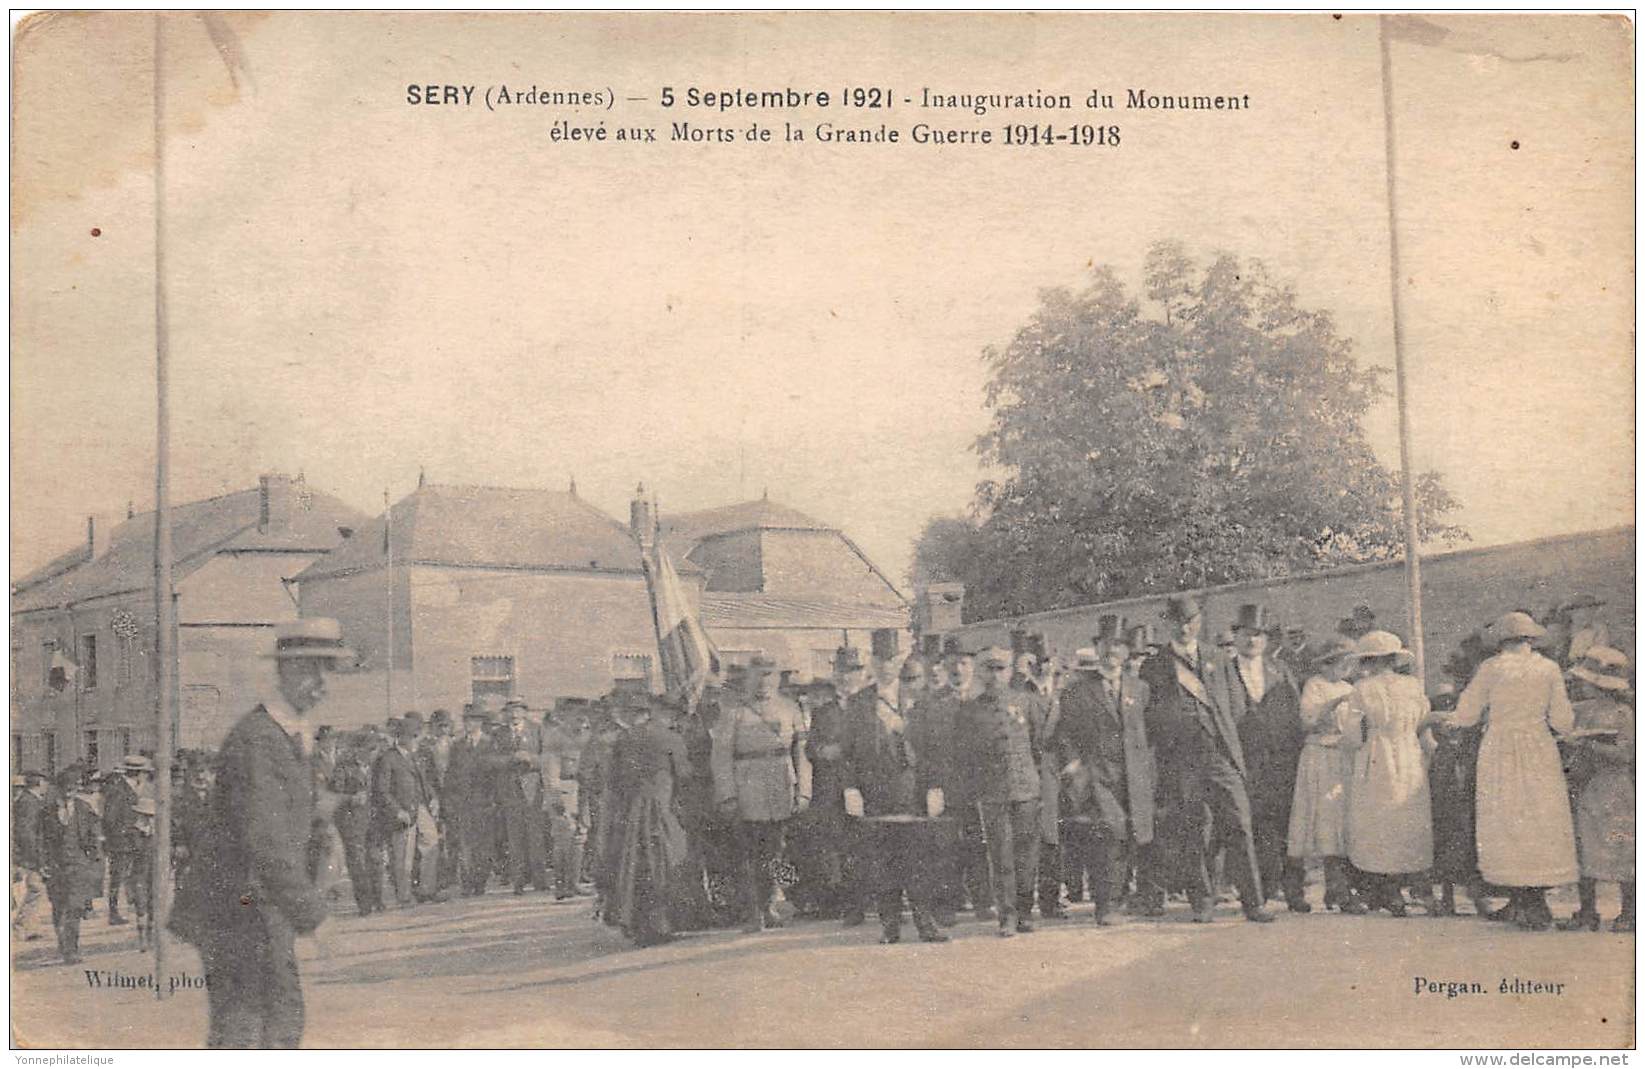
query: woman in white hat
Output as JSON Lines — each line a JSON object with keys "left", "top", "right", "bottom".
{"left": 1287, "top": 637, "right": 1366, "bottom": 913}
{"left": 1446, "top": 611, "right": 1579, "bottom": 930}
{"left": 1336, "top": 631, "right": 1438, "bottom": 916}
{"left": 1557, "top": 647, "right": 1634, "bottom": 932}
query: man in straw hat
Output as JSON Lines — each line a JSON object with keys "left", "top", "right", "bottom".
{"left": 99, "top": 752, "right": 152, "bottom": 927}
{"left": 1444, "top": 611, "right": 1578, "bottom": 930}
{"left": 169, "top": 617, "right": 352, "bottom": 1047}
{"left": 1213, "top": 603, "right": 1307, "bottom": 912}
{"left": 1139, "top": 594, "right": 1275, "bottom": 923}
{"left": 711, "top": 653, "right": 811, "bottom": 932}
{"left": 1054, "top": 616, "right": 1154, "bottom": 925}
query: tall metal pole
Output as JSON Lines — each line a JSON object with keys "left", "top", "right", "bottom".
{"left": 1379, "top": 15, "right": 1426, "bottom": 684}
{"left": 151, "top": 12, "right": 176, "bottom": 999}
{"left": 384, "top": 488, "right": 394, "bottom": 719}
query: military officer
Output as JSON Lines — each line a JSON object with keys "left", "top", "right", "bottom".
{"left": 954, "top": 647, "right": 1044, "bottom": 936}
{"left": 710, "top": 654, "right": 811, "bottom": 932}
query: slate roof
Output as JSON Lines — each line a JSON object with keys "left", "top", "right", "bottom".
{"left": 658, "top": 498, "right": 830, "bottom": 550}
{"left": 700, "top": 593, "right": 909, "bottom": 631}
{"left": 293, "top": 484, "right": 661, "bottom": 583}
{"left": 12, "top": 482, "right": 368, "bottom": 613}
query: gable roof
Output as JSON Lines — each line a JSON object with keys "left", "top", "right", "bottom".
{"left": 293, "top": 483, "right": 656, "bottom": 583}
{"left": 12, "top": 482, "right": 368, "bottom": 613}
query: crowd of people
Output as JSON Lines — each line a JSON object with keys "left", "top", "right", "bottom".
{"left": 8, "top": 595, "right": 1635, "bottom": 1046}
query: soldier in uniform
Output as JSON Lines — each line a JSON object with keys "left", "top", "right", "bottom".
{"left": 1141, "top": 595, "right": 1275, "bottom": 924}
{"left": 168, "top": 618, "right": 346, "bottom": 1047}
{"left": 1055, "top": 619, "right": 1154, "bottom": 925}
{"left": 954, "top": 647, "right": 1044, "bottom": 936}
{"left": 711, "top": 654, "right": 811, "bottom": 932}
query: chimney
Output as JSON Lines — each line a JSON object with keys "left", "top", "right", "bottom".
{"left": 629, "top": 483, "right": 654, "bottom": 545}
{"left": 259, "top": 473, "right": 295, "bottom": 533}
{"left": 87, "top": 515, "right": 114, "bottom": 560}
{"left": 917, "top": 582, "right": 966, "bottom": 635}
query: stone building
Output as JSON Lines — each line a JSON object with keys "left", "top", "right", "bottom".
{"left": 9, "top": 474, "right": 367, "bottom": 771}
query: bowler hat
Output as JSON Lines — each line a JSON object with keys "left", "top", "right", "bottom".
{"left": 262, "top": 617, "right": 355, "bottom": 663}
{"left": 1162, "top": 594, "right": 1202, "bottom": 623}
{"left": 899, "top": 656, "right": 926, "bottom": 682}
{"left": 429, "top": 709, "right": 452, "bottom": 727}
{"left": 503, "top": 698, "right": 530, "bottom": 714}
{"left": 1094, "top": 614, "right": 1123, "bottom": 645}
{"left": 1233, "top": 604, "right": 1269, "bottom": 633}
{"left": 870, "top": 628, "right": 900, "bottom": 662}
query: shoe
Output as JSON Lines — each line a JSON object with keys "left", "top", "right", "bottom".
{"left": 1286, "top": 898, "right": 1313, "bottom": 914}
{"left": 1557, "top": 911, "right": 1601, "bottom": 932}
{"left": 918, "top": 928, "right": 951, "bottom": 944}
{"left": 108, "top": 914, "right": 129, "bottom": 926}
{"left": 762, "top": 908, "right": 786, "bottom": 930}
{"left": 61, "top": 954, "right": 81, "bottom": 966}
{"left": 1412, "top": 893, "right": 1442, "bottom": 916}
{"left": 1191, "top": 903, "right": 1216, "bottom": 924}
{"left": 878, "top": 927, "right": 902, "bottom": 944}
{"left": 1339, "top": 896, "right": 1369, "bottom": 916}
{"left": 1093, "top": 911, "right": 1118, "bottom": 927}
{"left": 1015, "top": 918, "right": 1035, "bottom": 934}
{"left": 1383, "top": 899, "right": 1408, "bottom": 918}
{"left": 741, "top": 916, "right": 763, "bottom": 934}
{"left": 1430, "top": 898, "right": 1459, "bottom": 917}
{"left": 1484, "top": 903, "right": 1518, "bottom": 923}
{"left": 841, "top": 908, "right": 866, "bottom": 928}
{"left": 1610, "top": 914, "right": 1634, "bottom": 933}
{"left": 1136, "top": 901, "right": 1166, "bottom": 918}
{"left": 974, "top": 906, "right": 997, "bottom": 922}
{"left": 1516, "top": 913, "right": 1552, "bottom": 932}
{"left": 1243, "top": 907, "right": 1277, "bottom": 924}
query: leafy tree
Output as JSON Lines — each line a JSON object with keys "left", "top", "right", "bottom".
{"left": 928, "top": 241, "right": 1467, "bottom": 621}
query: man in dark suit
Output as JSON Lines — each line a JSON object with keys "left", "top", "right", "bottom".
{"left": 445, "top": 706, "right": 495, "bottom": 896}
{"left": 803, "top": 644, "right": 870, "bottom": 924}
{"left": 1055, "top": 617, "right": 1155, "bottom": 925}
{"left": 12, "top": 770, "right": 50, "bottom": 941}
{"left": 372, "top": 713, "right": 437, "bottom": 907}
{"left": 99, "top": 755, "right": 148, "bottom": 926}
{"left": 1214, "top": 603, "right": 1308, "bottom": 911}
{"left": 1140, "top": 595, "right": 1275, "bottom": 924}
{"left": 168, "top": 618, "right": 347, "bottom": 1048}
{"left": 489, "top": 699, "right": 549, "bottom": 894}
{"left": 954, "top": 646, "right": 1043, "bottom": 937}
{"left": 44, "top": 766, "right": 103, "bottom": 964}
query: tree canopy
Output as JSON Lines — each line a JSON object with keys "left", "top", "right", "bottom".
{"left": 913, "top": 242, "right": 1466, "bottom": 621}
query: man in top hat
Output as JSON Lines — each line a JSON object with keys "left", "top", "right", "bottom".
{"left": 1054, "top": 616, "right": 1154, "bottom": 925}
{"left": 445, "top": 704, "right": 497, "bottom": 897}
{"left": 1140, "top": 595, "right": 1274, "bottom": 924}
{"left": 12, "top": 770, "right": 51, "bottom": 941}
{"left": 710, "top": 653, "right": 811, "bottom": 932}
{"left": 488, "top": 698, "right": 550, "bottom": 895}
{"left": 839, "top": 650, "right": 950, "bottom": 944}
{"left": 1125, "top": 625, "right": 1155, "bottom": 682}
{"left": 954, "top": 646, "right": 1045, "bottom": 936}
{"left": 1213, "top": 603, "right": 1307, "bottom": 912}
{"left": 169, "top": 618, "right": 350, "bottom": 1047}
{"left": 802, "top": 642, "right": 871, "bottom": 923}
{"left": 99, "top": 753, "right": 151, "bottom": 927}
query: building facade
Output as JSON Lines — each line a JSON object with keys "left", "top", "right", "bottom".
{"left": 9, "top": 474, "right": 368, "bottom": 772}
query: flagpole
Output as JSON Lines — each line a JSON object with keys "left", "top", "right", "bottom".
{"left": 1379, "top": 15, "right": 1426, "bottom": 684}
{"left": 385, "top": 488, "right": 394, "bottom": 719}
{"left": 151, "top": 11, "right": 176, "bottom": 1000}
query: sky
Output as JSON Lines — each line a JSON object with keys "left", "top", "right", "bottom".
{"left": 10, "top": 12, "right": 1635, "bottom": 591}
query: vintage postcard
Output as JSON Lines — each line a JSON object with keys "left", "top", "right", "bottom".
{"left": 8, "top": 10, "right": 1635, "bottom": 1053}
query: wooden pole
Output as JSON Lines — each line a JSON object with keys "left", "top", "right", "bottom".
{"left": 151, "top": 11, "right": 175, "bottom": 1000}
{"left": 1379, "top": 15, "right": 1426, "bottom": 684}
{"left": 385, "top": 488, "right": 394, "bottom": 719}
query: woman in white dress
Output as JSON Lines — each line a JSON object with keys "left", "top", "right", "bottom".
{"left": 1446, "top": 612, "right": 1579, "bottom": 931}
{"left": 1287, "top": 638, "right": 1365, "bottom": 913}
{"left": 1337, "top": 631, "right": 1439, "bottom": 916}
